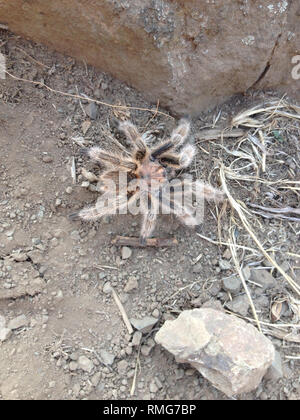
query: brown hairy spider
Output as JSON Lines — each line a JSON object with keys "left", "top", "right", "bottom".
{"left": 70, "top": 119, "right": 224, "bottom": 245}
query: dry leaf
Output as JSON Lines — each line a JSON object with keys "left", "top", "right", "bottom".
{"left": 271, "top": 301, "right": 283, "bottom": 322}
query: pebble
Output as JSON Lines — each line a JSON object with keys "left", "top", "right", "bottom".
{"left": 0, "top": 328, "right": 11, "bottom": 342}
{"left": 85, "top": 102, "right": 99, "bottom": 120}
{"left": 265, "top": 351, "right": 283, "bottom": 381}
{"left": 132, "top": 331, "right": 142, "bottom": 347}
{"left": 78, "top": 355, "right": 94, "bottom": 373}
{"left": 225, "top": 295, "right": 250, "bottom": 316}
{"left": 102, "top": 282, "right": 112, "bottom": 294}
{"left": 55, "top": 198, "right": 62, "bottom": 207}
{"left": 117, "top": 360, "right": 128, "bottom": 375}
{"left": 149, "top": 381, "right": 158, "bottom": 393}
{"left": 121, "top": 246, "right": 132, "bottom": 260}
{"left": 42, "top": 155, "right": 53, "bottom": 163}
{"left": 222, "top": 276, "right": 241, "bottom": 294}
{"left": 69, "top": 362, "right": 78, "bottom": 371}
{"left": 130, "top": 316, "right": 158, "bottom": 334}
{"left": 66, "top": 187, "right": 73, "bottom": 194}
{"left": 91, "top": 372, "right": 101, "bottom": 387}
{"left": 250, "top": 269, "right": 277, "bottom": 290}
{"left": 124, "top": 276, "right": 138, "bottom": 292}
{"left": 219, "top": 259, "right": 231, "bottom": 270}
{"left": 99, "top": 349, "right": 115, "bottom": 366}
{"left": 152, "top": 309, "right": 160, "bottom": 318}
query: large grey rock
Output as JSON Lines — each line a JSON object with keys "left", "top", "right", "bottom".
{"left": 155, "top": 308, "right": 275, "bottom": 397}
{"left": 0, "top": 1, "right": 299, "bottom": 115}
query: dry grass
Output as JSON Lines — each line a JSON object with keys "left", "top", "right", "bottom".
{"left": 209, "top": 97, "right": 300, "bottom": 340}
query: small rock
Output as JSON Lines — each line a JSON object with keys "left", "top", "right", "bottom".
{"left": 149, "top": 381, "right": 158, "bottom": 393}
{"left": 222, "top": 276, "right": 241, "bottom": 294}
{"left": 130, "top": 316, "right": 158, "bottom": 334}
{"left": 265, "top": 351, "right": 283, "bottom": 381}
{"left": 91, "top": 372, "right": 101, "bottom": 387}
{"left": 141, "top": 345, "right": 152, "bottom": 356}
{"left": 78, "top": 355, "right": 94, "bottom": 373}
{"left": 0, "top": 328, "right": 11, "bottom": 342}
{"left": 66, "top": 187, "right": 73, "bottom": 194}
{"left": 132, "top": 331, "right": 142, "bottom": 347}
{"left": 117, "top": 359, "right": 128, "bottom": 375}
{"left": 42, "top": 155, "right": 53, "bottom": 163}
{"left": 70, "top": 352, "right": 78, "bottom": 361}
{"left": 102, "top": 282, "right": 112, "bottom": 294}
{"left": 192, "top": 263, "right": 202, "bottom": 274}
{"left": 222, "top": 248, "right": 232, "bottom": 260}
{"left": 55, "top": 198, "right": 62, "bottom": 207}
{"left": 124, "top": 276, "right": 138, "bottom": 292}
{"left": 250, "top": 269, "right": 277, "bottom": 290}
{"left": 56, "top": 290, "right": 64, "bottom": 301}
{"left": 219, "top": 259, "right": 231, "bottom": 270}
{"left": 99, "top": 349, "right": 115, "bottom": 366}
{"left": 121, "top": 246, "right": 132, "bottom": 260}
{"left": 69, "top": 362, "right": 78, "bottom": 371}
{"left": 225, "top": 294, "right": 250, "bottom": 316}
{"left": 85, "top": 102, "right": 99, "bottom": 120}
{"left": 81, "top": 181, "right": 90, "bottom": 188}
{"left": 152, "top": 309, "right": 160, "bottom": 318}
{"left": 7, "top": 315, "right": 28, "bottom": 330}
{"left": 242, "top": 265, "right": 251, "bottom": 281}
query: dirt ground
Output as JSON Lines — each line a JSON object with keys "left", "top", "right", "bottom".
{"left": 0, "top": 32, "right": 299, "bottom": 400}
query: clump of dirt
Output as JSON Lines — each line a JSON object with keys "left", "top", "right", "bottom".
{"left": 0, "top": 31, "right": 299, "bottom": 400}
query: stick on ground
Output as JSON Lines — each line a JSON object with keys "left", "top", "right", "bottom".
{"left": 112, "top": 236, "right": 178, "bottom": 247}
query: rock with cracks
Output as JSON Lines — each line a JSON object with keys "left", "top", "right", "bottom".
{"left": 155, "top": 308, "right": 275, "bottom": 397}
{"left": 0, "top": 1, "right": 299, "bottom": 115}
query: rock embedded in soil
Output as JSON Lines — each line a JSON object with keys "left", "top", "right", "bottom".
{"left": 0, "top": 328, "right": 11, "bottom": 342}
{"left": 250, "top": 269, "right": 277, "bottom": 290}
{"left": 265, "top": 351, "right": 283, "bottom": 382}
{"left": 222, "top": 276, "right": 241, "bottom": 294}
{"left": 78, "top": 355, "right": 94, "bottom": 373}
{"left": 124, "top": 276, "right": 138, "bottom": 292}
{"left": 130, "top": 316, "right": 158, "bottom": 334}
{"left": 132, "top": 331, "right": 142, "bottom": 347}
{"left": 155, "top": 308, "right": 275, "bottom": 397}
{"left": 225, "top": 294, "right": 250, "bottom": 316}
{"left": 121, "top": 246, "right": 132, "bottom": 260}
{"left": 85, "top": 102, "right": 99, "bottom": 120}
{"left": 117, "top": 359, "right": 128, "bottom": 375}
{"left": 99, "top": 349, "right": 115, "bottom": 366}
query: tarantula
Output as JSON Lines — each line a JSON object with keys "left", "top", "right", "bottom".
{"left": 70, "top": 119, "right": 224, "bottom": 245}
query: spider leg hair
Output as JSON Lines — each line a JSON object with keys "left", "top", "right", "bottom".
{"left": 179, "top": 144, "right": 196, "bottom": 169}
{"left": 139, "top": 192, "right": 159, "bottom": 244}
{"left": 87, "top": 147, "right": 137, "bottom": 171}
{"left": 193, "top": 180, "right": 225, "bottom": 203}
{"left": 119, "top": 121, "right": 148, "bottom": 160}
{"left": 150, "top": 119, "right": 190, "bottom": 159}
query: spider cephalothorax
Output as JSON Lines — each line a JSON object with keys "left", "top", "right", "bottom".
{"left": 70, "top": 119, "right": 224, "bottom": 244}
